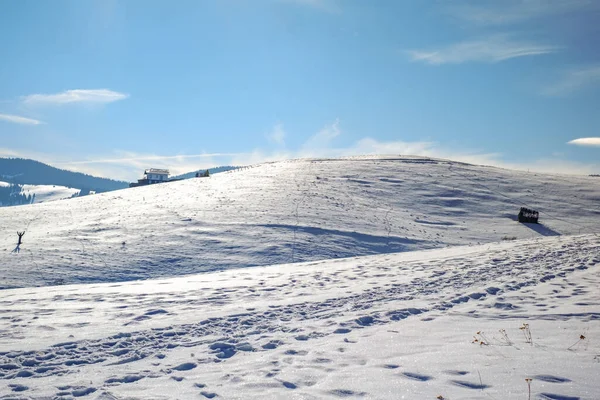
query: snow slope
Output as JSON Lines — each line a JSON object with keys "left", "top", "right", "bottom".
{"left": 1, "top": 156, "right": 599, "bottom": 288}
{"left": 0, "top": 234, "right": 598, "bottom": 399}
{"left": 20, "top": 183, "right": 80, "bottom": 204}
{"left": 0, "top": 180, "right": 80, "bottom": 205}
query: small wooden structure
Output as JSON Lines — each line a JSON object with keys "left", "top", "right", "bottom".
{"left": 518, "top": 207, "right": 539, "bottom": 223}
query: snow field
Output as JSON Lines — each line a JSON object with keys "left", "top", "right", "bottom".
{"left": 20, "top": 184, "right": 81, "bottom": 204}
{"left": 0, "top": 234, "right": 598, "bottom": 399}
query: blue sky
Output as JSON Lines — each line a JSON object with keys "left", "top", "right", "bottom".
{"left": 1, "top": 0, "right": 599, "bottom": 180}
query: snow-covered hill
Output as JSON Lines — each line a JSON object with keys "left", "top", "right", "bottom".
{"left": 1, "top": 156, "right": 599, "bottom": 288}
{"left": 0, "top": 181, "right": 81, "bottom": 207}
{"left": 19, "top": 183, "right": 82, "bottom": 203}
{"left": 1, "top": 234, "right": 598, "bottom": 399}
{"left": 1, "top": 156, "right": 599, "bottom": 399}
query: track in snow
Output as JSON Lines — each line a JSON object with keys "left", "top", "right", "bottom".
{"left": 1, "top": 235, "right": 598, "bottom": 399}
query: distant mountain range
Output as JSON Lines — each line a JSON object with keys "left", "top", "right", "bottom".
{"left": 0, "top": 158, "right": 129, "bottom": 193}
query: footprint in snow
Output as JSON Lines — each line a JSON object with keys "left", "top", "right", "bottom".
{"left": 402, "top": 372, "right": 433, "bottom": 381}
{"left": 450, "top": 380, "right": 490, "bottom": 390}
{"left": 282, "top": 381, "right": 297, "bottom": 389}
{"left": 444, "top": 370, "right": 469, "bottom": 376}
{"left": 534, "top": 375, "right": 572, "bottom": 383}
{"left": 262, "top": 340, "right": 283, "bottom": 350}
{"left": 329, "top": 389, "right": 367, "bottom": 397}
{"left": 333, "top": 328, "right": 352, "bottom": 334}
{"left": 538, "top": 394, "right": 580, "bottom": 400}
{"left": 105, "top": 374, "right": 144, "bottom": 384}
{"left": 72, "top": 387, "right": 97, "bottom": 397}
{"left": 9, "top": 384, "right": 28, "bottom": 392}
{"left": 172, "top": 362, "right": 197, "bottom": 371}
{"left": 284, "top": 349, "right": 308, "bottom": 356}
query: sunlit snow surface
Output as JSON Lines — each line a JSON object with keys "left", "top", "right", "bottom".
{"left": 1, "top": 235, "right": 599, "bottom": 399}
{"left": 1, "top": 156, "right": 598, "bottom": 288}
{"left": 0, "top": 157, "right": 599, "bottom": 399}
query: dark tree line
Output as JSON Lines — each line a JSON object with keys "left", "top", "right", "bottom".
{"left": 0, "top": 184, "right": 34, "bottom": 206}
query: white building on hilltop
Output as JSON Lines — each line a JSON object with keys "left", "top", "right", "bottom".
{"left": 144, "top": 168, "right": 169, "bottom": 184}
{"left": 130, "top": 168, "right": 170, "bottom": 187}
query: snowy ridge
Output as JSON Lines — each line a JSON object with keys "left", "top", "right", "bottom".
{"left": 1, "top": 156, "right": 599, "bottom": 289}
{"left": 0, "top": 234, "right": 598, "bottom": 399}
{"left": 20, "top": 183, "right": 81, "bottom": 204}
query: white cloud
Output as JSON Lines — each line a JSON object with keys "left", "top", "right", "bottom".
{"left": 3, "top": 119, "right": 598, "bottom": 181}
{"left": 53, "top": 151, "right": 240, "bottom": 181}
{"left": 447, "top": 0, "right": 594, "bottom": 25}
{"left": 229, "top": 150, "right": 293, "bottom": 167}
{"left": 235, "top": 122, "right": 599, "bottom": 175}
{"left": 498, "top": 158, "right": 600, "bottom": 175}
{"left": 0, "top": 113, "right": 43, "bottom": 125}
{"left": 22, "top": 89, "right": 129, "bottom": 105}
{"left": 568, "top": 137, "right": 600, "bottom": 147}
{"left": 267, "top": 123, "right": 286, "bottom": 146}
{"left": 542, "top": 66, "right": 600, "bottom": 96}
{"left": 3, "top": 139, "right": 598, "bottom": 181}
{"left": 62, "top": 152, "right": 238, "bottom": 166}
{"left": 408, "top": 35, "right": 558, "bottom": 65}
{"left": 300, "top": 119, "right": 341, "bottom": 154}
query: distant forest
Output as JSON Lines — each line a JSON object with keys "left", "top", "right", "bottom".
{"left": 0, "top": 158, "right": 129, "bottom": 193}
{"left": 0, "top": 184, "right": 34, "bottom": 206}
{"left": 171, "top": 166, "right": 239, "bottom": 180}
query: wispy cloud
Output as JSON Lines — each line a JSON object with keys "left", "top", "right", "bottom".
{"left": 22, "top": 89, "right": 129, "bottom": 106}
{"left": 266, "top": 123, "right": 286, "bottom": 146}
{"left": 408, "top": 35, "right": 558, "bottom": 65}
{"left": 300, "top": 119, "right": 340, "bottom": 154}
{"left": 3, "top": 119, "right": 598, "bottom": 180}
{"left": 448, "top": 0, "right": 594, "bottom": 26}
{"left": 3, "top": 139, "right": 598, "bottom": 181}
{"left": 568, "top": 137, "right": 600, "bottom": 147}
{"left": 59, "top": 152, "right": 238, "bottom": 166}
{"left": 231, "top": 137, "right": 599, "bottom": 176}
{"left": 233, "top": 121, "right": 599, "bottom": 175}
{"left": 51, "top": 152, "right": 239, "bottom": 181}
{"left": 542, "top": 66, "right": 600, "bottom": 96}
{"left": 0, "top": 113, "right": 43, "bottom": 125}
